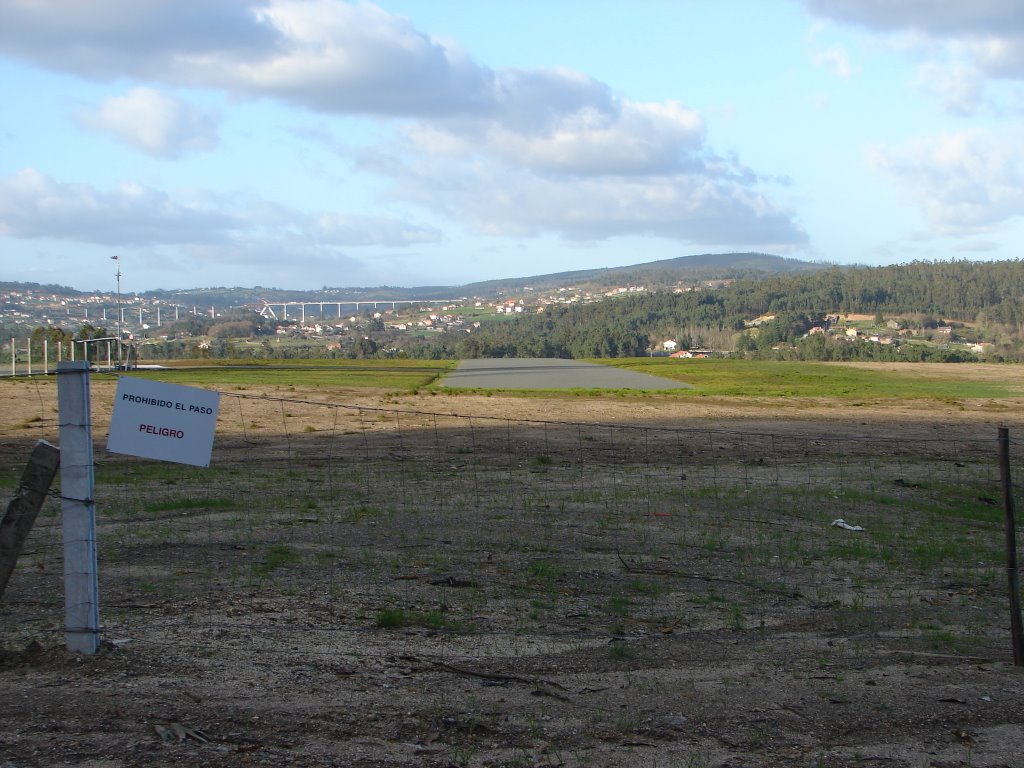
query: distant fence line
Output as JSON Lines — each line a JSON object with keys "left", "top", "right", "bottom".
{"left": 3, "top": 336, "right": 125, "bottom": 377}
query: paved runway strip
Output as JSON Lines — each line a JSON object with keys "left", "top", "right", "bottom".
{"left": 441, "top": 358, "right": 691, "bottom": 390}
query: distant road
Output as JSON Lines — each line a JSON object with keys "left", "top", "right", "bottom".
{"left": 442, "top": 358, "right": 691, "bottom": 390}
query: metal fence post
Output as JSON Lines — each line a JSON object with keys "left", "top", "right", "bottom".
{"left": 57, "top": 361, "right": 101, "bottom": 654}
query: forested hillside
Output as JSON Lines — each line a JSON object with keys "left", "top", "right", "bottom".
{"left": 440, "top": 260, "right": 1024, "bottom": 362}
{"left": 728, "top": 260, "right": 1023, "bottom": 320}
{"left": 457, "top": 252, "right": 825, "bottom": 296}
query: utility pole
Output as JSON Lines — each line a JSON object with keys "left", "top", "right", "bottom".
{"left": 112, "top": 255, "right": 122, "bottom": 368}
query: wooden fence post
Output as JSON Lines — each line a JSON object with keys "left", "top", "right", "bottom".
{"left": 0, "top": 441, "right": 60, "bottom": 600}
{"left": 999, "top": 427, "right": 1024, "bottom": 666}
{"left": 57, "top": 361, "right": 101, "bottom": 654}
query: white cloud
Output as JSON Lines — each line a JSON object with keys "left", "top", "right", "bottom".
{"left": 0, "top": 168, "right": 439, "bottom": 248}
{"left": 492, "top": 100, "right": 705, "bottom": 176}
{"left": 365, "top": 65, "right": 795, "bottom": 246}
{"left": 242, "top": 0, "right": 493, "bottom": 116}
{"left": 912, "top": 59, "right": 984, "bottom": 115}
{"left": 805, "top": 0, "right": 1024, "bottom": 106}
{"left": 78, "top": 87, "right": 219, "bottom": 157}
{"left": 406, "top": 94, "right": 706, "bottom": 177}
{"left": 963, "top": 34, "right": 1024, "bottom": 79}
{"left": 0, "top": 168, "right": 237, "bottom": 245}
{"left": 374, "top": 154, "right": 806, "bottom": 248}
{"left": 804, "top": 1, "right": 1024, "bottom": 37}
{"left": 0, "top": 1, "right": 278, "bottom": 80}
{"left": 808, "top": 1, "right": 1024, "bottom": 238}
{"left": 868, "top": 127, "right": 1024, "bottom": 235}
{"left": 813, "top": 44, "right": 856, "bottom": 78}
{"left": 0, "top": 1, "right": 803, "bottom": 252}
{"left": 0, "top": 0, "right": 494, "bottom": 118}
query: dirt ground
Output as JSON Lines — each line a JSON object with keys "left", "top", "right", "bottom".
{"left": 3, "top": 365, "right": 1024, "bottom": 768}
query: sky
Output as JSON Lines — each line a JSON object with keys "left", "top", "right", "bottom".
{"left": 1, "top": 1, "right": 1022, "bottom": 293}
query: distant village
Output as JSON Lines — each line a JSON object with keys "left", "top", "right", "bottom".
{"left": 1, "top": 281, "right": 691, "bottom": 341}
{"left": 0, "top": 277, "right": 993, "bottom": 366}
{"left": 736, "top": 313, "right": 994, "bottom": 358}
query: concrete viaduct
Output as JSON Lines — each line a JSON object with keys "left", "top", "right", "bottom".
{"left": 257, "top": 299, "right": 461, "bottom": 323}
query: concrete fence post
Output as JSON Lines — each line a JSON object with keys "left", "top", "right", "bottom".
{"left": 57, "top": 361, "right": 101, "bottom": 654}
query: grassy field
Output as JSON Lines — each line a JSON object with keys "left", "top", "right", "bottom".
{"left": 115, "top": 357, "right": 1024, "bottom": 401}
{"left": 602, "top": 358, "right": 1024, "bottom": 399}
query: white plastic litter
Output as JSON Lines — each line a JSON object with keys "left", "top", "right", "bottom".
{"left": 832, "top": 518, "right": 865, "bottom": 532}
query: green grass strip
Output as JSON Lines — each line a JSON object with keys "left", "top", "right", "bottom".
{"left": 600, "top": 359, "right": 1022, "bottom": 399}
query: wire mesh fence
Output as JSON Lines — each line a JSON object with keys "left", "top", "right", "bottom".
{"left": 4, "top": 387, "right": 1021, "bottom": 670}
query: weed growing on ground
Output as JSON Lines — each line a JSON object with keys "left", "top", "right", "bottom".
{"left": 253, "top": 545, "right": 301, "bottom": 576}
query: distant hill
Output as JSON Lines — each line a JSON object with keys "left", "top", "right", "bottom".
{"left": 0, "top": 280, "right": 88, "bottom": 295}
{"left": 459, "top": 252, "right": 830, "bottom": 296}
{"left": 2, "top": 252, "right": 829, "bottom": 308}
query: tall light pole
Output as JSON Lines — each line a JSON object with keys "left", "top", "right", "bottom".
{"left": 112, "top": 255, "right": 122, "bottom": 368}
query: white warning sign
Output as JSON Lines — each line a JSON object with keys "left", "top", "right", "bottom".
{"left": 107, "top": 377, "right": 220, "bottom": 467}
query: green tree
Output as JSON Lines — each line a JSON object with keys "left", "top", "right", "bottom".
{"left": 354, "top": 337, "right": 378, "bottom": 358}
